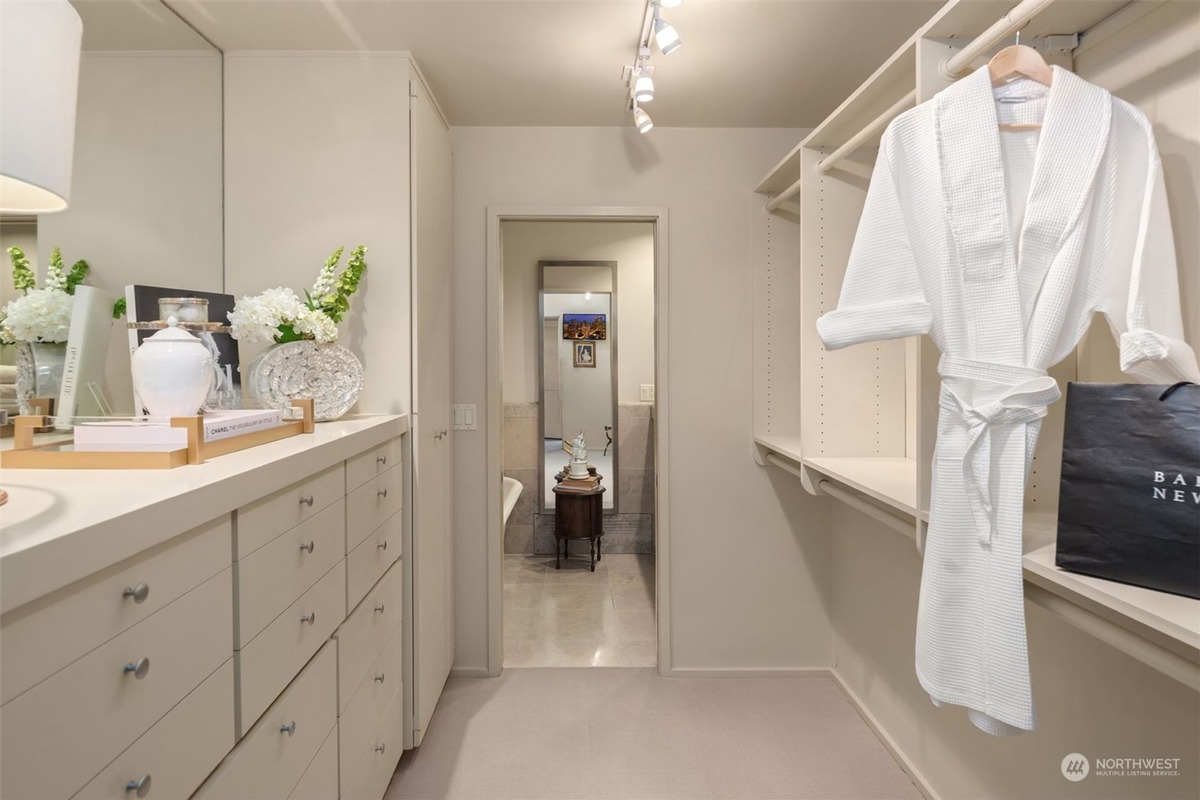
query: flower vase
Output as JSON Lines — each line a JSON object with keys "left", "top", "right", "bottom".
{"left": 246, "top": 340, "right": 364, "bottom": 422}
{"left": 15, "top": 341, "right": 67, "bottom": 415}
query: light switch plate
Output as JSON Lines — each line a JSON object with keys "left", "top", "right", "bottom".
{"left": 640, "top": 384, "right": 655, "bottom": 402}
{"left": 453, "top": 404, "right": 477, "bottom": 431}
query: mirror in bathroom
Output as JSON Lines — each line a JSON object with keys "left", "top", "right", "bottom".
{"left": 539, "top": 261, "right": 617, "bottom": 512}
{"left": 0, "top": 0, "right": 224, "bottom": 419}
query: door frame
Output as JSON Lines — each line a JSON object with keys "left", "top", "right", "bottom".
{"left": 485, "top": 206, "right": 670, "bottom": 676}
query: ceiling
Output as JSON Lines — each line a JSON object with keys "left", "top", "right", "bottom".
{"left": 77, "top": 0, "right": 947, "bottom": 127}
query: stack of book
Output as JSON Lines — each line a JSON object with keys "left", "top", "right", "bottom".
{"left": 557, "top": 472, "right": 601, "bottom": 492}
{"left": 74, "top": 409, "right": 283, "bottom": 452}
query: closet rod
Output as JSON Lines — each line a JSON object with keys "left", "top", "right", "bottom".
{"left": 941, "top": 0, "right": 1059, "bottom": 79}
{"left": 816, "top": 89, "right": 917, "bottom": 175}
{"left": 764, "top": 176, "right": 802, "bottom": 214}
{"left": 817, "top": 479, "right": 916, "bottom": 539}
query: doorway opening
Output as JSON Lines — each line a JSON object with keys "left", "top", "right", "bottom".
{"left": 490, "top": 213, "right": 665, "bottom": 670}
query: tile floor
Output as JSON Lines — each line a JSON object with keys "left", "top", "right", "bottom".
{"left": 503, "top": 552, "right": 656, "bottom": 667}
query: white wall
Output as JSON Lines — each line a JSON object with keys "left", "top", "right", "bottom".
{"left": 35, "top": 53, "right": 223, "bottom": 413}
{"left": 453, "top": 126, "right": 832, "bottom": 673}
{"left": 223, "top": 53, "right": 413, "bottom": 414}
{"left": 830, "top": 5, "right": 1200, "bottom": 799}
{"left": 501, "top": 220, "right": 653, "bottom": 405}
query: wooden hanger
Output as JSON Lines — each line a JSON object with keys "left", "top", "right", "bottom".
{"left": 989, "top": 40, "right": 1052, "bottom": 132}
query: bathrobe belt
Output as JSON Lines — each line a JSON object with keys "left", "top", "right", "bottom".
{"left": 937, "top": 356, "right": 1061, "bottom": 545}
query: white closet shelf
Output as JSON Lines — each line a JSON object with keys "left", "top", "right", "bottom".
{"left": 802, "top": 456, "right": 918, "bottom": 519}
{"left": 755, "top": 0, "right": 1144, "bottom": 197}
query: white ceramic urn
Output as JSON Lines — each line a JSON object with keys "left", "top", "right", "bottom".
{"left": 131, "top": 316, "right": 214, "bottom": 417}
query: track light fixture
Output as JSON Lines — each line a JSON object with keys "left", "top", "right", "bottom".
{"left": 633, "top": 106, "right": 654, "bottom": 134}
{"left": 622, "top": 0, "right": 684, "bottom": 134}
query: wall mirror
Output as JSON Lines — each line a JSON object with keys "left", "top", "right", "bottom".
{"left": 0, "top": 0, "right": 223, "bottom": 420}
{"left": 539, "top": 261, "right": 617, "bottom": 512}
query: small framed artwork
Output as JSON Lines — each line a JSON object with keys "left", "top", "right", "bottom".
{"left": 573, "top": 341, "right": 596, "bottom": 368}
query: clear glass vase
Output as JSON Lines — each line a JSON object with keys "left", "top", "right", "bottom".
{"left": 245, "top": 340, "right": 364, "bottom": 422}
{"left": 16, "top": 341, "right": 67, "bottom": 415}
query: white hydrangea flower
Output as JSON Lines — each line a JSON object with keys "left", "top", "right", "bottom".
{"left": 1, "top": 289, "right": 73, "bottom": 343}
{"left": 228, "top": 287, "right": 338, "bottom": 344}
{"left": 293, "top": 306, "right": 339, "bottom": 343}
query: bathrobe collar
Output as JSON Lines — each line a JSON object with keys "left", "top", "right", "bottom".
{"left": 935, "top": 66, "right": 1112, "bottom": 352}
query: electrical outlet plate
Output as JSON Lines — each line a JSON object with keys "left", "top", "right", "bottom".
{"left": 639, "top": 384, "right": 655, "bottom": 402}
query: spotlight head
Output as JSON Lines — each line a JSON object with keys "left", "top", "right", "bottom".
{"left": 654, "top": 16, "right": 681, "bottom": 55}
{"left": 633, "top": 107, "right": 654, "bottom": 134}
{"left": 635, "top": 71, "right": 655, "bottom": 103}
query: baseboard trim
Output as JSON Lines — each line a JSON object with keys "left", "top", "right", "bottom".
{"left": 828, "top": 669, "right": 940, "bottom": 800}
{"left": 662, "top": 667, "right": 835, "bottom": 678}
{"left": 449, "top": 666, "right": 491, "bottom": 679}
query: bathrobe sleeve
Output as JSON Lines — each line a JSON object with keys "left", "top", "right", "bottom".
{"left": 817, "top": 128, "right": 932, "bottom": 351}
{"left": 1107, "top": 123, "right": 1200, "bottom": 383}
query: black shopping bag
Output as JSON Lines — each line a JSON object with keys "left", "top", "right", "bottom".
{"left": 1056, "top": 382, "right": 1200, "bottom": 599}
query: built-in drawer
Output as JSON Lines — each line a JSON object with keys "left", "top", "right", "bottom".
{"left": 238, "top": 463, "right": 345, "bottom": 558}
{"left": 0, "top": 569, "right": 232, "bottom": 800}
{"left": 236, "top": 499, "right": 344, "bottom": 648}
{"left": 195, "top": 641, "right": 337, "bottom": 800}
{"left": 237, "top": 561, "right": 345, "bottom": 734}
{"left": 346, "top": 437, "right": 402, "bottom": 493}
{"left": 346, "top": 465, "right": 403, "bottom": 554}
{"left": 334, "top": 560, "right": 402, "bottom": 712}
{"left": 339, "top": 624, "right": 402, "bottom": 790}
{"left": 346, "top": 507, "right": 402, "bottom": 611}
{"left": 73, "top": 659, "right": 234, "bottom": 800}
{"left": 0, "top": 515, "right": 229, "bottom": 706}
{"left": 289, "top": 722, "right": 339, "bottom": 800}
{"left": 341, "top": 681, "right": 403, "bottom": 800}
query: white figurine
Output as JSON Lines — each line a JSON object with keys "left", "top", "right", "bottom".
{"left": 568, "top": 431, "right": 590, "bottom": 478}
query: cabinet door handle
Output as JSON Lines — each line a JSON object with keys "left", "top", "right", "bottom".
{"left": 376, "top": 540, "right": 388, "bottom": 551}
{"left": 374, "top": 673, "right": 386, "bottom": 683}
{"left": 122, "top": 582, "right": 150, "bottom": 604}
{"left": 299, "top": 540, "right": 314, "bottom": 554}
{"left": 123, "top": 657, "right": 150, "bottom": 680}
{"left": 299, "top": 494, "right": 314, "bottom": 507}
{"left": 377, "top": 488, "right": 388, "bottom": 498}
{"left": 374, "top": 604, "right": 385, "bottom": 614}
{"left": 280, "top": 721, "right": 296, "bottom": 737}
{"left": 377, "top": 455, "right": 388, "bottom": 465}
{"left": 375, "top": 743, "right": 386, "bottom": 754}
{"left": 125, "top": 774, "right": 152, "bottom": 798}
{"left": 300, "top": 612, "right": 316, "bottom": 625}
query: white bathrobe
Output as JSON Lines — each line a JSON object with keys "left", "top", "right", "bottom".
{"left": 817, "top": 66, "right": 1200, "bottom": 735}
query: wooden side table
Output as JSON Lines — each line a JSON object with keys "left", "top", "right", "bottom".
{"left": 551, "top": 480, "right": 605, "bottom": 571}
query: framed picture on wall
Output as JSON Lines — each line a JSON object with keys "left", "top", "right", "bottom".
{"left": 573, "top": 341, "right": 596, "bottom": 368}
{"left": 562, "top": 313, "right": 606, "bottom": 340}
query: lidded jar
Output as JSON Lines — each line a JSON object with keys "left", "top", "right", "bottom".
{"left": 130, "top": 316, "right": 214, "bottom": 417}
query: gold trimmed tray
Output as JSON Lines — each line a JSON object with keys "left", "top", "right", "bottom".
{"left": 0, "top": 399, "right": 315, "bottom": 470}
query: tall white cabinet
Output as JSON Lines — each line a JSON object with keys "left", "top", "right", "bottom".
{"left": 224, "top": 52, "right": 455, "bottom": 769}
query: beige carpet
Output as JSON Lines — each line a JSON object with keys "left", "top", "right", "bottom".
{"left": 386, "top": 669, "right": 921, "bottom": 800}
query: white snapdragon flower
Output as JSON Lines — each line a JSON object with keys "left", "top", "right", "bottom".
{"left": 1, "top": 289, "right": 73, "bottom": 343}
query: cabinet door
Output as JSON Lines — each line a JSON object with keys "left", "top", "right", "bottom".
{"left": 409, "top": 73, "right": 454, "bottom": 747}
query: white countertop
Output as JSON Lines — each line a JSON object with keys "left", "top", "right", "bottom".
{"left": 0, "top": 414, "right": 407, "bottom": 614}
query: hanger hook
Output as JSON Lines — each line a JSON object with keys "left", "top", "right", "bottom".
{"left": 1015, "top": 29, "right": 1021, "bottom": 47}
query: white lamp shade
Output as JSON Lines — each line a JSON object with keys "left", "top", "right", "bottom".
{"left": 633, "top": 107, "right": 653, "bottom": 134}
{"left": 654, "top": 17, "right": 681, "bottom": 55}
{"left": 0, "top": 0, "right": 83, "bottom": 214}
{"left": 635, "top": 72, "right": 654, "bottom": 103}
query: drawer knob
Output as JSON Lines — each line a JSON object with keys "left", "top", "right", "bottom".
{"left": 377, "top": 540, "right": 388, "bottom": 551}
{"left": 375, "top": 673, "right": 386, "bottom": 683}
{"left": 123, "top": 657, "right": 150, "bottom": 680}
{"left": 377, "top": 488, "right": 388, "bottom": 499}
{"left": 299, "top": 540, "right": 315, "bottom": 554}
{"left": 299, "top": 494, "right": 314, "bottom": 507}
{"left": 280, "top": 721, "right": 297, "bottom": 737}
{"left": 125, "top": 774, "right": 151, "bottom": 798}
{"left": 300, "top": 612, "right": 316, "bottom": 625}
{"left": 122, "top": 582, "right": 150, "bottom": 604}
{"left": 377, "top": 455, "right": 387, "bottom": 465}
{"left": 374, "top": 604, "right": 385, "bottom": 614}
{"left": 375, "top": 743, "right": 386, "bottom": 754}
